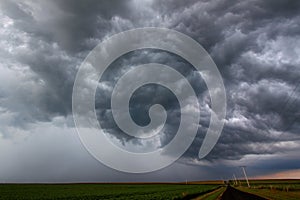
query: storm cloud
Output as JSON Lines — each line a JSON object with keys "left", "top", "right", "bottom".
{"left": 0, "top": 0, "right": 300, "bottom": 181}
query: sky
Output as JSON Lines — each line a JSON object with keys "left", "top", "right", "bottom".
{"left": 0, "top": 0, "right": 300, "bottom": 182}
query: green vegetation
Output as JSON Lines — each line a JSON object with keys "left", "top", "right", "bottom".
{"left": 236, "top": 179, "right": 300, "bottom": 200}
{"left": 0, "top": 184, "right": 219, "bottom": 200}
{"left": 239, "top": 187, "right": 300, "bottom": 200}
{"left": 2, "top": 180, "right": 299, "bottom": 200}
{"left": 196, "top": 187, "right": 226, "bottom": 200}
{"left": 248, "top": 179, "right": 300, "bottom": 189}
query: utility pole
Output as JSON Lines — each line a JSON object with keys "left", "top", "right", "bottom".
{"left": 233, "top": 174, "right": 238, "bottom": 185}
{"left": 240, "top": 166, "right": 250, "bottom": 188}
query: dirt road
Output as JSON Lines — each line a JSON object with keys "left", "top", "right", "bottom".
{"left": 220, "top": 186, "right": 267, "bottom": 200}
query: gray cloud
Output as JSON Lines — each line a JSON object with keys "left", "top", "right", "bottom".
{"left": 0, "top": 0, "right": 300, "bottom": 181}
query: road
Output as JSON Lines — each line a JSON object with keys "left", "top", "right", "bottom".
{"left": 220, "top": 186, "right": 267, "bottom": 200}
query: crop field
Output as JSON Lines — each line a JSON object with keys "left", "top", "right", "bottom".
{"left": 1, "top": 180, "right": 299, "bottom": 200}
{"left": 237, "top": 179, "right": 300, "bottom": 200}
{"left": 0, "top": 183, "right": 220, "bottom": 200}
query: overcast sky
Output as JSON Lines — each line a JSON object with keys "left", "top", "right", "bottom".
{"left": 0, "top": 0, "right": 300, "bottom": 182}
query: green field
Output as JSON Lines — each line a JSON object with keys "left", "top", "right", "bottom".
{"left": 236, "top": 179, "right": 300, "bottom": 200}
{"left": 2, "top": 180, "right": 299, "bottom": 200}
{"left": 0, "top": 184, "right": 219, "bottom": 200}
{"left": 195, "top": 187, "right": 226, "bottom": 200}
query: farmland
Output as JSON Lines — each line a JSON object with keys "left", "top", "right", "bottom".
{"left": 0, "top": 180, "right": 299, "bottom": 200}
{"left": 0, "top": 183, "right": 220, "bottom": 200}
{"left": 237, "top": 179, "right": 300, "bottom": 200}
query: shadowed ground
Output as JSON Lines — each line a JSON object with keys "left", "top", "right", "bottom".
{"left": 220, "top": 186, "right": 267, "bottom": 200}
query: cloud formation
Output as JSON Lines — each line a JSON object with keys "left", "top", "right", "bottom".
{"left": 0, "top": 0, "right": 300, "bottom": 181}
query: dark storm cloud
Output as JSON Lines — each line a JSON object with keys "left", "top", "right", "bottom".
{"left": 1, "top": 0, "right": 132, "bottom": 52}
{"left": 0, "top": 0, "right": 300, "bottom": 181}
{"left": 43, "top": 0, "right": 132, "bottom": 52}
{"left": 0, "top": 0, "right": 133, "bottom": 126}
{"left": 137, "top": 0, "right": 300, "bottom": 161}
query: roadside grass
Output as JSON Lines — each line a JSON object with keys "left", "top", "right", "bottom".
{"left": 230, "top": 180, "right": 300, "bottom": 200}
{"left": 246, "top": 179, "right": 300, "bottom": 191}
{"left": 195, "top": 186, "right": 226, "bottom": 200}
{"left": 239, "top": 187, "right": 300, "bottom": 200}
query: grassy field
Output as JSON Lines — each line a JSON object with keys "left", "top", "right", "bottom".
{"left": 245, "top": 179, "right": 300, "bottom": 188}
{"left": 240, "top": 187, "right": 300, "bottom": 200}
{"left": 0, "top": 184, "right": 220, "bottom": 200}
{"left": 1, "top": 180, "right": 299, "bottom": 200}
{"left": 195, "top": 187, "right": 226, "bottom": 200}
{"left": 236, "top": 179, "right": 300, "bottom": 200}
